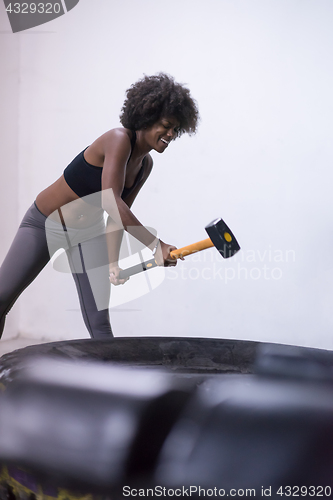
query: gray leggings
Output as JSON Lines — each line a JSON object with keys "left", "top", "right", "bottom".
{"left": 0, "top": 203, "right": 113, "bottom": 339}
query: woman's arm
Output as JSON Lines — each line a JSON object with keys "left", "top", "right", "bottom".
{"left": 105, "top": 216, "right": 128, "bottom": 285}
{"left": 101, "top": 130, "right": 177, "bottom": 285}
{"left": 101, "top": 129, "right": 158, "bottom": 249}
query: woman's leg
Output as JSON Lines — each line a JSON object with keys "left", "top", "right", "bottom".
{"left": 0, "top": 203, "right": 113, "bottom": 340}
{"left": 0, "top": 204, "right": 51, "bottom": 339}
{"left": 66, "top": 234, "right": 113, "bottom": 339}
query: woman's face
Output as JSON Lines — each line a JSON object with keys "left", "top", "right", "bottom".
{"left": 143, "top": 117, "right": 180, "bottom": 153}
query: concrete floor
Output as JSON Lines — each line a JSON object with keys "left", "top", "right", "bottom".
{"left": 0, "top": 337, "right": 51, "bottom": 357}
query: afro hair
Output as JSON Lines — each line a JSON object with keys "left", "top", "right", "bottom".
{"left": 120, "top": 73, "right": 199, "bottom": 138}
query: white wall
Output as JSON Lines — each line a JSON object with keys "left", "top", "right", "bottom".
{"left": 1, "top": 0, "right": 333, "bottom": 349}
{"left": 0, "top": 13, "right": 20, "bottom": 339}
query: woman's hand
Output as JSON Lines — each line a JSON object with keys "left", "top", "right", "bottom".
{"left": 154, "top": 240, "right": 185, "bottom": 267}
{"left": 109, "top": 265, "right": 129, "bottom": 286}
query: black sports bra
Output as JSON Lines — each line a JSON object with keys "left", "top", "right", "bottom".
{"left": 63, "top": 131, "right": 145, "bottom": 200}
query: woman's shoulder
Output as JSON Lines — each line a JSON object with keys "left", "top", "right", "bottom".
{"left": 85, "top": 128, "right": 134, "bottom": 166}
{"left": 99, "top": 127, "right": 133, "bottom": 148}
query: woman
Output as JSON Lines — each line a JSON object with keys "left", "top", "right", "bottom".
{"left": 0, "top": 73, "right": 199, "bottom": 339}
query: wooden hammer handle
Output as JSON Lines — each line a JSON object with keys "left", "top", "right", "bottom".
{"left": 118, "top": 238, "right": 215, "bottom": 279}
{"left": 170, "top": 237, "right": 214, "bottom": 260}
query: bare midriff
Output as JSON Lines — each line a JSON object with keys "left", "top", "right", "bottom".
{"left": 35, "top": 175, "right": 104, "bottom": 227}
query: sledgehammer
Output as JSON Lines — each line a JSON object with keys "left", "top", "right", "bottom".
{"left": 118, "top": 218, "right": 240, "bottom": 279}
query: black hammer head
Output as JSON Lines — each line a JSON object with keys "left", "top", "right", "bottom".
{"left": 205, "top": 218, "right": 240, "bottom": 258}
